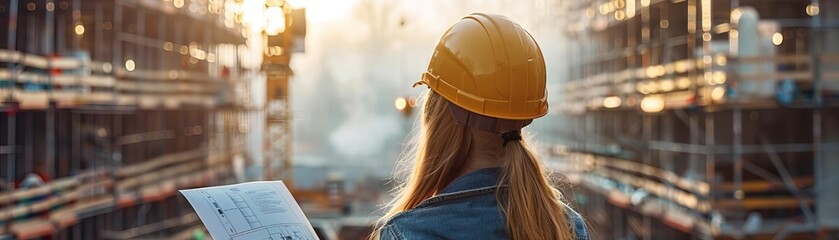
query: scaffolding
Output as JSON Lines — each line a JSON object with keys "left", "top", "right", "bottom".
{"left": 0, "top": 0, "right": 265, "bottom": 239}
{"left": 555, "top": 0, "right": 839, "bottom": 239}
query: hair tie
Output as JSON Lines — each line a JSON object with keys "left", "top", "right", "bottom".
{"left": 501, "top": 130, "right": 522, "bottom": 147}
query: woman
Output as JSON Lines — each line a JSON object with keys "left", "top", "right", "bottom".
{"left": 372, "top": 13, "right": 589, "bottom": 240}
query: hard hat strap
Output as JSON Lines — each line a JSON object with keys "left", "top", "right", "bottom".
{"left": 447, "top": 101, "right": 531, "bottom": 135}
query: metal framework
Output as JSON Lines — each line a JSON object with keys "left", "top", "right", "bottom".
{"left": 0, "top": 0, "right": 266, "bottom": 239}
{"left": 555, "top": 0, "right": 839, "bottom": 239}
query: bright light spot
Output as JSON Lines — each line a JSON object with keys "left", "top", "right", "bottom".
{"left": 713, "top": 71, "right": 727, "bottom": 84}
{"left": 703, "top": 55, "right": 713, "bottom": 65}
{"left": 102, "top": 62, "right": 112, "bottom": 73}
{"left": 408, "top": 96, "right": 418, "bottom": 107}
{"left": 701, "top": 0, "right": 711, "bottom": 31}
{"left": 394, "top": 97, "right": 407, "bottom": 110}
{"left": 174, "top": 0, "right": 185, "bottom": 8}
{"left": 704, "top": 72, "right": 714, "bottom": 85}
{"left": 641, "top": 0, "right": 650, "bottom": 7}
{"left": 806, "top": 4, "right": 820, "bottom": 16}
{"left": 586, "top": 8, "right": 596, "bottom": 18}
{"left": 702, "top": 32, "right": 712, "bottom": 41}
{"left": 711, "top": 86, "right": 726, "bottom": 101}
{"left": 640, "top": 95, "right": 665, "bottom": 113}
{"left": 307, "top": 0, "right": 357, "bottom": 22}
{"left": 46, "top": 2, "right": 55, "bottom": 11}
{"left": 286, "top": 0, "right": 306, "bottom": 9}
{"left": 730, "top": 29, "right": 739, "bottom": 39}
{"left": 645, "top": 66, "right": 659, "bottom": 78}
{"left": 676, "top": 77, "right": 692, "bottom": 89}
{"left": 648, "top": 81, "right": 659, "bottom": 93}
{"left": 241, "top": 0, "right": 264, "bottom": 33}
{"left": 163, "top": 42, "right": 174, "bottom": 51}
{"left": 74, "top": 24, "right": 85, "bottom": 35}
{"left": 636, "top": 82, "right": 650, "bottom": 94}
{"left": 734, "top": 190, "right": 744, "bottom": 199}
{"left": 265, "top": 46, "right": 283, "bottom": 56}
{"left": 772, "top": 32, "right": 784, "bottom": 46}
{"left": 603, "top": 96, "right": 622, "bottom": 108}
{"left": 614, "top": 10, "right": 626, "bottom": 21}
{"left": 599, "top": 4, "right": 609, "bottom": 15}
{"left": 125, "top": 59, "right": 136, "bottom": 72}
{"left": 264, "top": 6, "right": 285, "bottom": 36}
{"left": 731, "top": 8, "right": 742, "bottom": 20}
{"left": 660, "top": 79, "right": 675, "bottom": 92}
{"left": 675, "top": 61, "right": 687, "bottom": 73}
{"left": 97, "top": 128, "right": 108, "bottom": 137}
{"left": 189, "top": 1, "right": 200, "bottom": 13}
{"left": 715, "top": 54, "right": 727, "bottom": 66}
{"left": 614, "top": 0, "right": 626, "bottom": 9}
{"left": 714, "top": 23, "right": 731, "bottom": 34}
{"left": 660, "top": 20, "right": 669, "bottom": 29}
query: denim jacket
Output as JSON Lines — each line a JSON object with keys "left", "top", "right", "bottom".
{"left": 379, "top": 168, "right": 589, "bottom": 240}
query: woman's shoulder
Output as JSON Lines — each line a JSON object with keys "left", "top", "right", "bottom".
{"left": 562, "top": 203, "right": 591, "bottom": 240}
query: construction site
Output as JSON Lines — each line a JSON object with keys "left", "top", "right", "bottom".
{"left": 0, "top": 0, "right": 837, "bottom": 239}
{"left": 555, "top": 0, "right": 839, "bottom": 239}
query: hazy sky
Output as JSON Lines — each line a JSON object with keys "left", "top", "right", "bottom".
{"left": 286, "top": 0, "right": 568, "bottom": 179}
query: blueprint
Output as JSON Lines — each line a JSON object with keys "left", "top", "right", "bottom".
{"left": 180, "top": 181, "right": 317, "bottom": 240}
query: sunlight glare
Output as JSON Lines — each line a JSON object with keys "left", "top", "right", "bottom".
{"left": 242, "top": 0, "right": 265, "bottom": 33}
{"left": 307, "top": 0, "right": 357, "bottom": 22}
{"left": 265, "top": 6, "right": 286, "bottom": 35}
{"left": 285, "top": 0, "right": 306, "bottom": 9}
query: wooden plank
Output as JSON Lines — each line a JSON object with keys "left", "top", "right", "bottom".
{"left": 592, "top": 168, "right": 712, "bottom": 213}
{"left": 735, "top": 55, "right": 810, "bottom": 64}
{"left": 116, "top": 149, "right": 205, "bottom": 178}
{"left": 715, "top": 197, "right": 814, "bottom": 210}
{"left": 10, "top": 219, "right": 54, "bottom": 240}
{"left": 116, "top": 162, "right": 203, "bottom": 191}
{"left": 596, "top": 155, "right": 710, "bottom": 195}
{"left": 823, "top": 71, "right": 839, "bottom": 81}
{"left": 0, "top": 169, "right": 105, "bottom": 204}
{"left": 821, "top": 54, "right": 839, "bottom": 63}
{"left": 718, "top": 176, "right": 813, "bottom": 193}
{"left": 735, "top": 71, "right": 813, "bottom": 82}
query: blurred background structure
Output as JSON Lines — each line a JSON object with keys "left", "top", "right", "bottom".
{"left": 1, "top": 0, "right": 838, "bottom": 239}
{"left": 0, "top": 0, "right": 302, "bottom": 238}
{"left": 555, "top": 0, "right": 839, "bottom": 239}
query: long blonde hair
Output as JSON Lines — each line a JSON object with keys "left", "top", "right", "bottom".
{"left": 372, "top": 91, "right": 574, "bottom": 240}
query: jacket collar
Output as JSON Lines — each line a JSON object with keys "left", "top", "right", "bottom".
{"left": 439, "top": 167, "right": 502, "bottom": 194}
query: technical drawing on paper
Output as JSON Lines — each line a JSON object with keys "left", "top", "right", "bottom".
{"left": 232, "top": 223, "right": 314, "bottom": 240}
{"left": 181, "top": 181, "right": 317, "bottom": 240}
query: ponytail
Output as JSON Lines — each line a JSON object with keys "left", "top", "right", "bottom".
{"left": 371, "top": 92, "right": 576, "bottom": 240}
{"left": 499, "top": 139, "right": 574, "bottom": 240}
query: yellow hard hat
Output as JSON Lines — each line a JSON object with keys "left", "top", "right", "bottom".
{"left": 416, "top": 13, "right": 548, "bottom": 121}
